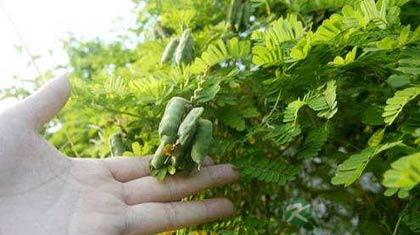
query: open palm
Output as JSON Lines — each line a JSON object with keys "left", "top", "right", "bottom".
{"left": 0, "top": 75, "right": 239, "bottom": 235}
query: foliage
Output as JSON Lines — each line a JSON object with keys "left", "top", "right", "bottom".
{"left": 383, "top": 152, "right": 420, "bottom": 198}
{"left": 383, "top": 87, "right": 420, "bottom": 125}
{"left": 331, "top": 141, "right": 402, "bottom": 186}
{"left": 401, "top": 198, "right": 420, "bottom": 233}
{"left": 4, "top": 0, "right": 420, "bottom": 234}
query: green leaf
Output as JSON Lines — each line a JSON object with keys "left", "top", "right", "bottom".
{"left": 252, "top": 14, "right": 304, "bottom": 67}
{"left": 235, "top": 157, "right": 299, "bottom": 185}
{"left": 384, "top": 187, "right": 398, "bottom": 196}
{"left": 383, "top": 152, "right": 420, "bottom": 195}
{"left": 193, "top": 38, "right": 251, "bottom": 72}
{"left": 382, "top": 87, "right": 420, "bottom": 125}
{"left": 290, "top": 33, "right": 312, "bottom": 60}
{"left": 241, "top": 107, "right": 260, "bottom": 118}
{"left": 409, "top": 25, "right": 420, "bottom": 43}
{"left": 344, "top": 46, "right": 357, "bottom": 63}
{"left": 362, "top": 105, "right": 386, "bottom": 126}
{"left": 123, "top": 151, "right": 134, "bottom": 157}
{"left": 223, "top": 113, "right": 246, "bottom": 131}
{"left": 332, "top": 141, "right": 402, "bottom": 186}
{"left": 308, "top": 80, "right": 338, "bottom": 119}
{"left": 398, "top": 189, "right": 410, "bottom": 198}
{"left": 283, "top": 99, "right": 306, "bottom": 123}
{"left": 368, "top": 128, "right": 385, "bottom": 147}
{"left": 398, "top": 25, "right": 411, "bottom": 46}
{"left": 312, "top": 14, "right": 344, "bottom": 42}
{"left": 401, "top": 199, "right": 420, "bottom": 232}
{"left": 264, "top": 123, "right": 302, "bottom": 145}
{"left": 131, "top": 142, "right": 142, "bottom": 156}
{"left": 196, "top": 80, "right": 221, "bottom": 103}
{"left": 333, "top": 56, "right": 345, "bottom": 65}
{"left": 377, "top": 37, "right": 397, "bottom": 50}
{"left": 386, "top": 74, "right": 410, "bottom": 88}
{"left": 252, "top": 46, "right": 284, "bottom": 67}
{"left": 331, "top": 47, "right": 357, "bottom": 66}
{"left": 298, "top": 125, "right": 329, "bottom": 159}
{"left": 359, "top": 0, "right": 388, "bottom": 29}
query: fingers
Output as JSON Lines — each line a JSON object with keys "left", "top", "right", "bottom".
{"left": 103, "top": 156, "right": 214, "bottom": 183}
{"left": 12, "top": 74, "right": 71, "bottom": 130}
{"left": 102, "top": 156, "right": 152, "bottom": 182}
{"left": 124, "top": 198, "right": 233, "bottom": 235}
{"left": 123, "top": 164, "right": 239, "bottom": 205}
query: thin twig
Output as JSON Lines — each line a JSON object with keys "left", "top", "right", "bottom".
{"left": 64, "top": 130, "right": 80, "bottom": 158}
{"left": 94, "top": 103, "right": 141, "bottom": 118}
{"left": 262, "top": 89, "right": 282, "bottom": 124}
{"left": 0, "top": 1, "right": 45, "bottom": 81}
{"left": 392, "top": 215, "right": 402, "bottom": 235}
{"left": 265, "top": 0, "right": 271, "bottom": 15}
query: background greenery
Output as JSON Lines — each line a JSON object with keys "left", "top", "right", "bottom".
{"left": 2, "top": 0, "right": 420, "bottom": 234}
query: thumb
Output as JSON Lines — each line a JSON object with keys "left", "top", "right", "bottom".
{"left": 13, "top": 74, "right": 71, "bottom": 130}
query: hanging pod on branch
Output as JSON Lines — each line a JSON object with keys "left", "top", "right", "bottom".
{"left": 109, "top": 132, "right": 126, "bottom": 157}
{"left": 152, "top": 96, "right": 188, "bottom": 168}
{"left": 160, "top": 37, "right": 179, "bottom": 64}
{"left": 226, "top": 0, "right": 240, "bottom": 31}
{"left": 158, "top": 96, "right": 189, "bottom": 138}
{"left": 174, "top": 29, "right": 195, "bottom": 65}
{"left": 177, "top": 107, "right": 204, "bottom": 145}
{"left": 226, "top": 0, "right": 251, "bottom": 32}
{"left": 191, "top": 119, "right": 213, "bottom": 166}
{"left": 171, "top": 107, "right": 204, "bottom": 167}
{"left": 160, "top": 28, "right": 194, "bottom": 65}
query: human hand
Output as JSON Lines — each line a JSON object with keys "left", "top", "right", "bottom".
{"left": 0, "top": 75, "right": 239, "bottom": 235}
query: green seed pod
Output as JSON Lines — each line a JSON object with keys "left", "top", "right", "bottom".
{"left": 171, "top": 141, "right": 192, "bottom": 167}
{"left": 241, "top": 2, "right": 252, "bottom": 31}
{"left": 170, "top": 107, "right": 204, "bottom": 167}
{"left": 151, "top": 135, "right": 176, "bottom": 169}
{"left": 109, "top": 132, "right": 125, "bottom": 156}
{"left": 177, "top": 107, "right": 204, "bottom": 145}
{"left": 153, "top": 22, "right": 167, "bottom": 39}
{"left": 234, "top": 2, "right": 244, "bottom": 31}
{"left": 226, "top": 0, "right": 240, "bottom": 31}
{"left": 191, "top": 119, "right": 213, "bottom": 166}
{"left": 160, "top": 38, "right": 179, "bottom": 64}
{"left": 174, "top": 29, "right": 194, "bottom": 65}
{"left": 159, "top": 97, "right": 189, "bottom": 138}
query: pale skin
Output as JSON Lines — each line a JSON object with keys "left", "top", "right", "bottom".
{"left": 0, "top": 75, "right": 239, "bottom": 235}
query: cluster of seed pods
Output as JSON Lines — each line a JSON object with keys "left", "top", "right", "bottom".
{"left": 151, "top": 96, "right": 213, "bottom": 179}
{"left": 160, "top": 29, "right": 194, "bottom": 65}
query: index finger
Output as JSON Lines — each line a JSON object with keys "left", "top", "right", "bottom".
{"left": 124, "top": 198, "right": 234, "bottom": 235}
{"left": 103, "top": 156, "right": 215, "bottom": 183}
{"left": 102, "top": 156, "right": 152, "bottom": 182}
{"left": 123, "top": 164, "right": 239, "bottom": 204}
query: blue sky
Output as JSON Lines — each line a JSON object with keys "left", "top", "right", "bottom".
{"left": 0, "top": 0, "right": 137, "bottom": 109}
